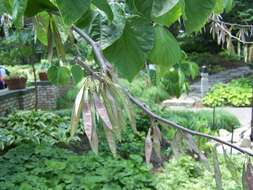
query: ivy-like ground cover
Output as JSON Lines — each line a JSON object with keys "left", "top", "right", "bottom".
{"left": 203, "top": 76, "right": 253, "bottom": 107}
{"left": 0, "top": 144, "right": 155, "bottom": 190}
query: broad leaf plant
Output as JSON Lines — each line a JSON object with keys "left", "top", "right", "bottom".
{"left": 1, "top": 0, "right": 253, "bottom": 188}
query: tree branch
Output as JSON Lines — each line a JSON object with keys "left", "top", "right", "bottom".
{"left": 72, "top": 26, "right": 111, "bottom": 73}
{"left": 209, "top": 16, "right": 253, "bottom": 44}
{"left": 72, "top": 26, "right": 253, "bottom": 157}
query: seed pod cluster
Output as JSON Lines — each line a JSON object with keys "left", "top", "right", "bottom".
{"left": 70, "top": 76, "right": 136, "bottom": 156}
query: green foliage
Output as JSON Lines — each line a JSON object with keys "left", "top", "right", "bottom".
{"left": 0, "top": 111, "right": 76, "bottom": 150}
{"left": 55, "top": 0, "right": 91, "bottom": 25}
{"left": 153, "top": 2, "right": 181, "bottom": 27}
{"left": 155, "top": 155, "right": 244, "bottom": 190}
{"left": 135, "top": 107, "right": 240, "bottom": 135}
{"left": 4, "top": 70, "right": 27, "bottom": 79}
{"left": 2, "top": 0, "right": 227, "bottom": 81}
{"left": 104, "top": 17, "right": 154, "bottom": 80}
{"left": 0, "top": 143, "right": 155, "bottom": 190}
{"left": 203, "top": 77, "right": 253, "bottom": 107}
{"left": 184, "top": 0, "right": 216, "bottom": 33}
{"left": 161, "top": 59, "right": 199, "bottom": 97}
{"left": 0, "top": 29, "right": 42, "bottom": 66}
{"left": 48, "top": 65, "right": 71, "bottom": 85}
{"left": 188, "top": 52, "right": 242, "bottom": 74}
{"left": 224, "top": 0, "right": 253, "bottom": 24}
{"left": 121, "top": 74, "right": 169, "bottom": 104}
{"left": 149, "top": 26, "right": 181, "bottom": 76}
{"left": 88, "top": 3, "right": 125, "bottom": 49}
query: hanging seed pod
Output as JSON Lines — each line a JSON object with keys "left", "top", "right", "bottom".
{"left": 101, "top": 85, "right": 124, "bottom": 140}
{"left": 94, "top": 92, "right": 112, "bottom": 130}
{"left": 89, "top": 100, "right": 99, "bottom": 154}
{"left": 152, "top": 125, "right": 162, "bottom": 160}
{"left": 244, "top": 45, "right": 248, "bottom": 63}
{"left": 242, "top": 159, "right": 253, "bottom": 190}
{"left": 248, "top": 46, "right": 253, "bottom": 63}
{"left": 237, "top": 41, "right": 241, "bottom": 57}
{"left": 82, "top": 90, "right": 93, "bottom": 141}
{"left": 70, "top": 84, "right": 85, "bottom": 137}
{"left": 145, "top": 128, "right": 153, "bottom": 164}
{"left": 107, "top": 81, "right": 137, "bottom": 133}
{"left": 103, "top": 124, "right": 117, "bottom": 157}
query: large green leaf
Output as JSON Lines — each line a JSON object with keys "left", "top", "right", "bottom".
{"left": 34, "top": 12, "right": 50, "bottom": 46}
{"left": 12, "top": 0, "right": 28, "bottom": 26}
{"left": 224, "top": 0, "right": 233, "bottom": 13}
{"left": 71, "top": 65, "right": 84, "bottom": 84}
{"left": 152, "top": 0, "right": 179, "bottom": 17}
{"left": 104, "top": 17, "right": 154, "bottom": 81}
{"left": 76, "top": 9, "right": 95, "bottom": 28}
{"left": 0, "top": 0, "right": 11, "bottom": 14}
{"left": 25, "top": 0, "right": 58, "bottom": 17}
{"left": 153, "top": 2, "right": 181, "bottom": 26}
{"left": 92, "top": 0, "right": 113, "bottom": 21}
{"left": 48, "top": 66, "right": 71, "bottom": 85}
{"left": 149, "top": 26, "right": 181, "bottom": 74}
{"left": 183, "top": 0, "right": 215, "bottom": 33}
{"left": 55, "top": 0, "right": 91, "bottom": 25}
{"left": 214, "top": 0, "right": 224, "bottom": 14}
{"left": 126, "top": 0, "right": 154, "bottom": 18}
{"left": 88, "top": 3, "right": 125, "bottom": 49}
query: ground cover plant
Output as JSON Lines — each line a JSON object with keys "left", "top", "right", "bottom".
{"left": 0, "top": 143, "right": 155, "bottom": 190}
{"left": 1, "top": 0, "right": 253, "bottom": 189}
{"left": 0, "top": 111, "right": 76, "bottom": 150}
{"left": 155, "top": 155, "right": 246, "bottom": 190}
{"left": 203, "top": 76, "right": 253, "bottom": 107}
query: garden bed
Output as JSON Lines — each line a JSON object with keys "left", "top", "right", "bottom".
{"left": 203, "top": 75, "right": 253, "bottom": 107}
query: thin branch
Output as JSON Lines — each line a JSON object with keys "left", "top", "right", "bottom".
{"left": 72, "top": 26, "right": 111, "bottom": 73}
{"left": 213, "top": 21, "right": 253, "bottom": 44}
{"left": 72, "top": 26, "right": 253, "bottom": 157}
{"left": 209, "top": 17, "right": 253, "bottom": 44}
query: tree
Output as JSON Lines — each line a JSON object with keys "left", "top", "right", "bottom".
{"left": 0, "top": 0, "right": 252, "bottom": 157}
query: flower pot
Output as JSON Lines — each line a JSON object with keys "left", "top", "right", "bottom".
{"left": 39, "top": 72, "right": 48, "bottom": 81}
{"left": 5, "top": 77, "right": 27, "bottom": 90}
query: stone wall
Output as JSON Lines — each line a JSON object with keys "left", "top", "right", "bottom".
{"left": 0, "top": 82, "right": 72, "bottom": 116}
{"left": 37, "top": 81, "right": 59, "bottom": 110}
{"left": 0, "top": 88, "right": 35, "bottom": 116}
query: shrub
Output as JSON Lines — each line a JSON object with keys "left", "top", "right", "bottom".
{"left": 203, "top": 77, "right": 252, "bottom": 107}
{"left": 121, "top": 75, "right": 169, "bottom": 105}
{"left": 0, "top": 144, "right": 155, "bottom": 190}
{"left": 135, "top": 108, "right": 240, "bottom": 134}
{"left": 155, "top": 155, "right": 244, "bottom": 190}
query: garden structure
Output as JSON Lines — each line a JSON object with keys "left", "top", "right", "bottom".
{"left": 0, "top": 0, "right": 253, "bottom": 189}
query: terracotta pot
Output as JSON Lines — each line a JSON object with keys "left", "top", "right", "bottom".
{"left": 39, "top": 72, "right": 48, "bottom": 81}
{"left": 5, "top": 77, "right": 27, "bottom": 90}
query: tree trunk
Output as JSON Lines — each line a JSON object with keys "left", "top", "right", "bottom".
{"left": 31, "top": 62, "right": 38, "bottom": 111}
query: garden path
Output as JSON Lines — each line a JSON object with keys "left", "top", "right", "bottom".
{"left": 162, "top": 66, "right": 253, "bottom": 154}
{"left": 162, "top": 66, "right": 253, "bottom": 107}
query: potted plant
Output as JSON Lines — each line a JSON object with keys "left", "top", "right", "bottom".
{"left": 38, "top": 70, "right": 48, "bottom": 81}
{"left": 38, "top": 59, "right": 49, "bottom": 81}
{"left": 4, "top": 72, "right": 27, "bottom": 90}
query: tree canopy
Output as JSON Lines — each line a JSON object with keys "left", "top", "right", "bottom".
{"left": 0, "top": 0, "right": 233, "bottom": 81}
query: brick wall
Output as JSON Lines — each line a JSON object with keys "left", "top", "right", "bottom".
{"left": 0, "top": 88, "right": 35, "bottom": 116}
{"left": 37, "top": 82, "right": 59, "bottom": 110}
{"left": 0, "top": 82, "right": 72, "bottom": 116}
